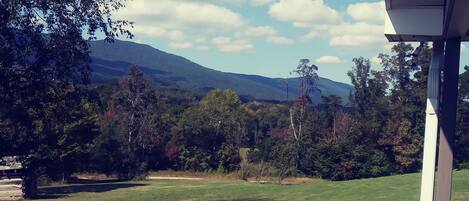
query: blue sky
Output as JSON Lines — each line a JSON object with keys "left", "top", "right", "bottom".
{"left": 115, "top": 0, "right": 468, "bottom": 84}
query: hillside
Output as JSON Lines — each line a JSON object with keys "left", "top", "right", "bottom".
{"left": 89, "top": 40, "right": 353, "bottom": 103}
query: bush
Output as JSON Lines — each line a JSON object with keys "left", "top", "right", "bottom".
{"left": 457, "top": 161, "right": 469, "bottom": 170}
{"left": 238, "top": 161, "right": 253, "bottom": 181}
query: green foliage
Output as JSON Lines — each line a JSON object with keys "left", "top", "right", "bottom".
{"left": 269, "top": 128, "right": 297, "bottom": 182}
{"left": 0, "top": 0, "right": 132, "bottom": 197}
{"left": 42, "top": 88, "right": 101, "bottom": 180}
{"left": 172, "top": 89, "right": 250, "bottom": 172}
{"left": 455, "top": 66, "right": 469, "bottom": 167}
{"left": 92, "top": 66, "right": 170, "bottom": 179}
{"left": 85, "top": 42, "right": 468, "bottom": 181}
{"left": 238, "top": 161, "right": 254, "bottom": 181}
{"left": 378, "top": 42, "right": 428, "bottom": 173}
{"left": 3, "top": 14, "right": 469, "bottom": 192}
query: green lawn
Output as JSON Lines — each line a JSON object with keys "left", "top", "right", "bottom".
{"left": 36, "top": 170, "right": 469, "bottom": 201}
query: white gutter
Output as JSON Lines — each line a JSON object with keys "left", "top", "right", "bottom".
{"left": 420, "top": 41, "right": 444, "bottom": 201}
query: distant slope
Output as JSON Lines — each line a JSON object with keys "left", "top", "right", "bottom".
{"left": 89, "top": 40, "right": 353, "bottom": 103}
{"left": 229, "top": 73, "right": 352, "bottom": 103}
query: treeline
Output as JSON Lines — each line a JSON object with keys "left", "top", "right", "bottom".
{"left": 4, "top": 0, "right": 469, "bottom": 198}
{"left": 11, "top": 43, "right": 468, "bottom": 185}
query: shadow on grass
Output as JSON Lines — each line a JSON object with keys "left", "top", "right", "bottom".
{"left": 35, "top": 180, "right": 147, "bottom": 199}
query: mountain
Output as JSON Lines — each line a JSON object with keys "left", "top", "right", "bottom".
{"left": 89, "top": 40, "right": 353, "bottom": 103}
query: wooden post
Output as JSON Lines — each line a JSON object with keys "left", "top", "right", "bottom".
{"left": 435, "top": 38, "right": 461, "bottom": 201}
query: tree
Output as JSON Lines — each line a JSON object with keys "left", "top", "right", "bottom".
{"left": 289, "top": 59, "right": 319, "bottom": 143}
{"left": 288, "top": 59, "right": 319, "bottom": 172}
{"left": 246, "top": 102, "right": 289, "bottom": 182}
{"left": 321, "top": 95, "right": 343, "bottom": 139}
{"left": 96, "top": 66, "right": 168, "bottom": 179}
{"left": 0, "top": 0, "right": 132, "bottom": 197}
{"left": 379, "top": 42, "right": 427, "bottom": 172}
{"left": 340, "top": 57, "right": 393, "bottom": 179}
{"left": 455, "top": 66, "right": 469, "bottom": 167}
{"left": 173, "top": 89, "right": 250, "bottom": 172}
{"left": 269, "top": 128, "right": 296, "bottom": 183}
{"left": 42, "top": 88, "right": 100, "bottom": 181}
{"left": 347, "top": 57, "right": 389, "bottom": 144}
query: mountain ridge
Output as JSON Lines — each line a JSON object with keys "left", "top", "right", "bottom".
{"left": 88, "top": 39, "right": 353, "bottom": 103}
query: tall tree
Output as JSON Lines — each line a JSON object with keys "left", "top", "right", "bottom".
{"left": 321, "top": 95, "right": 343, "bottom": 138}
{"left": 347, "top": 57, "right": 389, "bottom": 147}
{"left": 309, "top": 57, "right": 393, "bottom": 180}
{"left": 0, "top": 0, "right": 132, "bottom": 197}
{"left": 379, "top": 43, "right": 426, "bottom": 172}
{"left": 42, "top": 88, "right": 100, "bottom": 181}
{"left": 288, "top": 59, "right": 319, "bottom": 171}
{"left": 98, "top": 66, "right": 168, "bottom": 179}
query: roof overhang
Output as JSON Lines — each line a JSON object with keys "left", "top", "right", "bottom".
{"left": 384, "top": 0, "right": 469, "bottom": 42}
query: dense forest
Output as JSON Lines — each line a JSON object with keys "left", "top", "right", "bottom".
{"left": 1, "top": 0, "right": 469, "bottom": 198}
{"left": 5, "top": 42, "right": 469, "bottom": 184}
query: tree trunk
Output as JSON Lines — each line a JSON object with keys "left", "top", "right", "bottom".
{"left": 277, "top": 167, "right": 287, "bottom": 184}
{"left": 290, "top": 109, "right": 297, "bottom": 140}
{"left": 22, "top": 169, "right": 38, "bottom": 199}
{"left": 256, "top": 159, "right": 265, "bottom": 183}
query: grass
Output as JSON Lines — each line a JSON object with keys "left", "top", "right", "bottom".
{"left": 34, "top": 170, "right": 469, "bottom": 201}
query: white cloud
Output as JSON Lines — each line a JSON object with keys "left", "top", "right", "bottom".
{"left": 117, "top": 0, "right": 246, "bottom": 32}
{"left": 370, "top": 56, "right": 382, "bottom": 64}
{"left": 236, "top": 26, "right": 294, "bottom": 45}
{"left": 315, "top": 56, "right": 342, "bottom": 64}
{"left": 346, "top": 1, "right": 385, "bottom": 25}
{"left": 268, "top": 0, "right": 341, "bottom": 27}
{"left": 303, "top": 31, "right": 319, "bottom": 40}
{"left": 328, "top": 2, "right": 387, "bottom": 48}
{"left": 132, "top": 26, "right": 168, "bottom": 38}
{"left": 196, "top": 45, "right": 210, "bottom": 50}
{"left": 117, "top": 0, "right": 299, "bottom": 52}
{"left": 116, "top": 0, "right": 265, "bottom": 52}
{"left": 196, "top": 0, "right": 273, "bottom": 7}
{"left": 217, "top": 0, "right": 246, "bottom": 5}
{"left": 194, "top": 37, "right": 207, "bottom": 44}
{"left": 266, "top": 36, "right": 294, "bottom": 45}
{"left": 167, "top": 30, "right": 185, "bottom": 41}
{"left": 118, "top": 0, "right": 391, "bottom": 52}
{"left": 211, "top": 37, "right": 254, "bottom": 53}
{"left": 328, "top": 22, "right": 386, "bottom": 48}
{"left": 266, "top": 0, "right": 388, "bottom": 49}
{"left": 133, "top": 26, "right": 186, "bottom": 41}
{"left": 237, "top": 26, "right": 277, "bottom": 38}
{"left": 169, "top": 41, "right": 193, "bottom": 49}
{"left": 107, "top": 0, "right": 400, "bottom": 56}
{"left": 251, "top": 0, "right": 274, "bottom": 6}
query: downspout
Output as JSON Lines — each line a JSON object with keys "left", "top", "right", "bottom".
{"left": 420, "top": 41, "right": 444, "bottom": 201}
